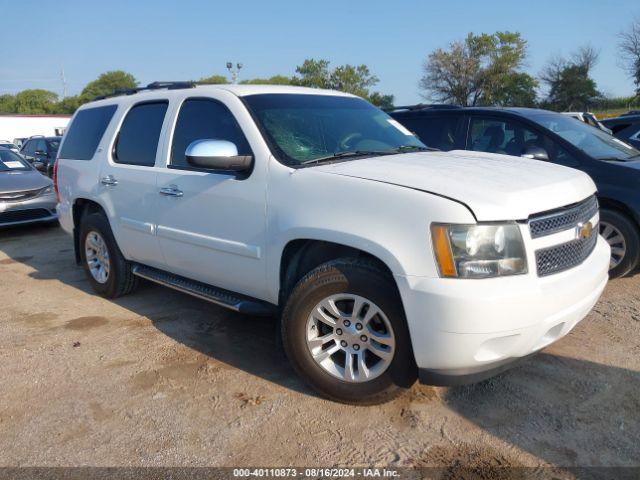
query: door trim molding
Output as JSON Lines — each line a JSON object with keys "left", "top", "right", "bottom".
{"left": 120, "top": 217, "right": 155, "bottom": 235}
{"left": 156, "top": 225, "right": 261, "bottom": 259}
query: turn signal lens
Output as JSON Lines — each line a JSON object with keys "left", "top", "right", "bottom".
{"left": 431, "top": 225, "right": 457, "bottom": 277}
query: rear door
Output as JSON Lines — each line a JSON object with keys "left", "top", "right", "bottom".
{"left": 96, "top": 100, "right": 168, "bottom": 268}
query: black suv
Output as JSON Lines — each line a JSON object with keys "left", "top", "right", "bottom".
{"left": 20, "top": 136, "right": 61, "bottom": 177}
{"left": 390, "top": 105, "right": 640, "bottom": 277}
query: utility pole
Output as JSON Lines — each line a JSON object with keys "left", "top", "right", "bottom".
{"left": 60, "top": 67, "right": 67, "bottom": 99}
{"left": 226, "top": 62, "right": 243, "bottom": 84}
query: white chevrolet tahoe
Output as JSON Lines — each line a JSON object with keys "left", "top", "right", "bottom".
{"left": 54, "top": 82, "right": 610, "bottom": 403}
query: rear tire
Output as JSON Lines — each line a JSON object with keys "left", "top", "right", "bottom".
{"left": 79, "top": 212, "right": 138, "bottom": 298}
{"left": 600, "top": 208, "right": 640, "bottom": 278}
{"left": 281, "top": 258, "right": 417, "bottom": 404}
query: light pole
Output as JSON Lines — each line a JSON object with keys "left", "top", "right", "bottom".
{"left": 226, "top": 62, "right": 243, "bottom": 84}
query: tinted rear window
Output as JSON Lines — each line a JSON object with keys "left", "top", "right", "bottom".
{"left": 393, "top": 114, "right": 464, "bottom": 151}
{"left": 58, "top": 105, "right": 117, "bottom": 160}
{"left": 114, "top": 101, "right": 168, "bottom": 167}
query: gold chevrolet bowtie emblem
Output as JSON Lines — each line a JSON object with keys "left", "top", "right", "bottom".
{"left": 576, "top": 221, "right": 593, "bottom": 240}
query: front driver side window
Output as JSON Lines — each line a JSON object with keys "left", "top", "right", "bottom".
{"left": 170, "top": 98, "right": 251, "bottom": 168}
{"left": 469, "top": 118, "right": 545, "bottom": 156}
{"left": 469, "top": 117, "right": 580, "bottom": 166}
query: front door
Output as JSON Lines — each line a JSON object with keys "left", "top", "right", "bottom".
{"left": 155, "top": 97, "right": 267, "bottom": 300}
{"left": 97, "top": 101, "right": 168, "bottom": 268}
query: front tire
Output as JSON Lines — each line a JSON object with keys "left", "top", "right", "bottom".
{"left": 281, "top": 258, "right": 416, "bottom": 404}
{"left": 79, "top": 212, "right": 138, "bottom": 298}
{"left": 600, "top": 208, "right": 640, "bottom": 278}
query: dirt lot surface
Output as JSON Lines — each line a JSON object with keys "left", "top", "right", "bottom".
{"left": 0, "top": 224, "right": 638, "bottom": 472}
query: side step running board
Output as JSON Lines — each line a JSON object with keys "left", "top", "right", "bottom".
{"left": 132, "top": 264, "right": 276, "bottom": 317}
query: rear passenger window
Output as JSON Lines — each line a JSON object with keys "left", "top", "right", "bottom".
{"left": 114, "top": 102, "right": 168, "bottom": 166}
{"left": 170, "top": 98, "right": 251, "bottom": 168}
{"left": 396, "top": 115, "right": 464, "bottom": 151}
{"left": 58, "top": 105, "right": 117, "bottom": 160}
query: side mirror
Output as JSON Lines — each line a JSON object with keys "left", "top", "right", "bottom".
{"left": 185, "top": 139, "right": 252, "bottom": 172}
{"left": 521, "top": 146, "right": 549, "bottom": 161}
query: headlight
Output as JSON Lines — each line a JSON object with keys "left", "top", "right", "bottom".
{"left": 431, "top": 223, "right": 527, "bottom": 278}
{"left": 40, "top": 185, "right": 54, "bottom": 195}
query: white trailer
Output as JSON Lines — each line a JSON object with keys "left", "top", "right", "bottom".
{"left": 0, "top": 114, "right": 71, "bottom": 146}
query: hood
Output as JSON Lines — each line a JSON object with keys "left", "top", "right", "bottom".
{"left": 0, "top": 169, "right": 52, "bottom": 194}
{"left": 313, "top": 150, "right": 596, "bottom": 221}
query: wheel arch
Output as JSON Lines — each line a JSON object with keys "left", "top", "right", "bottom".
{"left": 598, "top": 196, "right": 640, "bottom": 229}
{"left": 71, "top": 198, "right": 109, "bottom": 265}
{"left": 277, "top": 238, "right": 400, "bottom": 306}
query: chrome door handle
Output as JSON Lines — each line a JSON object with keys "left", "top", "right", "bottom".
{"left": 159, "top": 185, "right": 183, "bottom": 197}
{"left": 100, "top": 175, "right": 118, "bottom": 186}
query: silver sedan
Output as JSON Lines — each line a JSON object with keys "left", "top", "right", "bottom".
{"left": 0, "top": 148, "right": 58, "bottom": 227}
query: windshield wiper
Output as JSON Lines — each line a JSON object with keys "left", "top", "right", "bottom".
{"left": 392, "top": 145, "right": 439, "bottom": 153}
{"left": 300, "top": 150, "right": 395, "bottom": 166}
{"left": 596, "top": 157, "right": 629, "bottom": 162}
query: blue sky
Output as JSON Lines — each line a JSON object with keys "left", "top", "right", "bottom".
{"left": 1, "top": 0, "right": 638, "bottom": 105}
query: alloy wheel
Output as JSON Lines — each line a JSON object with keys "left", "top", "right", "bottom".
{"left": 600, "top": 221, "right": 626, "bottom": 269}
{"left": 305, "top": 293, "right": 395, "bottom": 383}
{"left": 85, "top": 230, "right": 110, "bottom": 284}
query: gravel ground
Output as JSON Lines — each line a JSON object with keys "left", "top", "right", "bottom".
{"left": 0, "top": 224, "right": 638, "bottom": 473}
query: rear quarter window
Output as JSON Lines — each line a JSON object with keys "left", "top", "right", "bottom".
{"left": 58, "top": 105, "right": 118, "bottom": 160}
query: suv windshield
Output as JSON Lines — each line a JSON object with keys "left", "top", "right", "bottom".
{"left": 531, "top": 112, "right": 639, "bottom": 161}
{"left": 0, "top": 149, "right": 30, "bottom": 171}
{"left": 243, "top": 94, "right": 426, "bottom": 165}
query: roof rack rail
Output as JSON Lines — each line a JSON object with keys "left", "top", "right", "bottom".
{"left": 94, "top": 81, "right": 196, "bottom": 101}
{"left": 385, "top": 103, "right": 462, "bottom": 112}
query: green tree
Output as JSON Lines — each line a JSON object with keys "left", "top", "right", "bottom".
{"left": 292, "top": 58, "right": 394, "bottom": 106}
{"left": 240, "top": 75, "right": 293, "bottom": 85}
{"left": 292, "top": 59, "right": 332, "bottom": 89}
{"left": 545, "top": 65, "right": 600, "bottom": 110}
{"left": 329, "top": 64, "right": 378, "bottom": 98}
{"left": 13, "top": 89, "right": 58, "bottom": 114}
{"left": 541, "top": 46, "right": 601, "bottom": 110}
{"left": 197, "top": 74, "right": 228, "bottom": 85}
{"left": 55, "top": 95, "right": 83, "bottom": 114}
{"left": 489, "top": 72, "right": 538, "bottom": 107}
{"left": 80, "top": 71, "right": 138, "bottom": 100}
{"left": 0, "top": 94, "right": 16, "bottom": 113}
{"left": 420, "top": 31, "right": 534, "bottom": 106}
{"left": 368, "top": 91, "right": 395, "bottom": 109}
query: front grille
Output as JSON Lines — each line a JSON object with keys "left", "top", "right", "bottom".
{"left": 0, "top": 208, "right": 52, "bottom": 224}
{"left": 0, "top": 188, "right": 44, "bottom": 202}
{"left": 535, "top": 231, "right": 598, "bottom": 276}
{"left": 529, "top": 195, "right": 598, "bottom": 238}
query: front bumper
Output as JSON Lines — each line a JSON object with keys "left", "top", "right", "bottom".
{"left": 0, "top": 193, "right": 58, "bottom": 227}
{"left": 396, "top": 236, "right": 610, "bottom": 385}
